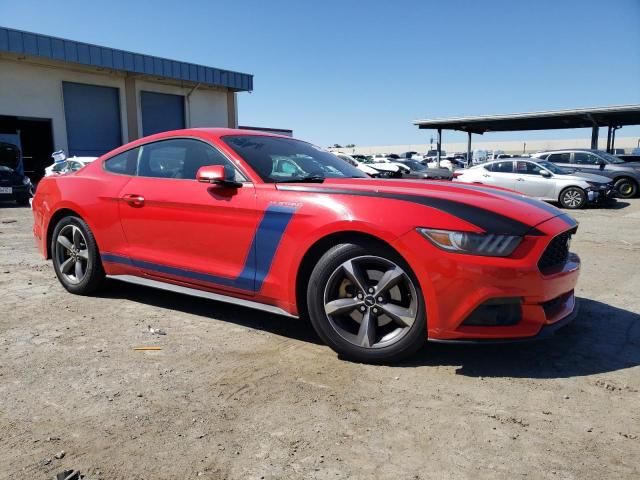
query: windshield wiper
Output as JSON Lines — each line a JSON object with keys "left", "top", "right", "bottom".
{"left": 276, "top": 175, "right": 325, "bottom": 183}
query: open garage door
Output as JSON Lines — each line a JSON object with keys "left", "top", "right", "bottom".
{"left": 63, "top": 82, "right": 122, "bottom": 156}
{"left": 141, "top": 91, "right": 185, "bottom": 136}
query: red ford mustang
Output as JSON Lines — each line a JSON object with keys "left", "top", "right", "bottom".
{"left": 32, "top": 128, "right": 580, "bottom": 363}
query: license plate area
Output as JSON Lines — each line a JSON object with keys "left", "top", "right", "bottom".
{"left": 0, "top": 187, "right": 13, "bottom": 194}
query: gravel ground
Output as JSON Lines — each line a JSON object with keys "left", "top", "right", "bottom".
{"left": 1, "top": 199, "right": 639, "bottom": 480}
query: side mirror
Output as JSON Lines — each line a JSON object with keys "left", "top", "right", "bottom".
{"left": 196, "top": 165, "right": 242, "bottom": 188}
{"left": 540, "top": 170, "right": 552, "bottom": 178}
{"left": 597, "top": 159, "right": 606, "bottom": 169}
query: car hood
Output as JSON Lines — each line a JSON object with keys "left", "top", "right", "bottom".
{"left": 557, "top": 171, "right": 611, "bottom": 183}
{"left": 277, "top": 178, "right": 574, "bottom": 236}
{"left": 616, "top": 161, "right": 640, "bottom": 169}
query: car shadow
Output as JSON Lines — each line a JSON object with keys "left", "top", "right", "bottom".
{"left": 0, "top": 201, "right": 29, "bottom": 209}
{"left": 399, "top": 298, "right": 640, "bottom": 378}
{"left": 586, "top": 199, "right": 630, "bottom": 210}
{"left": 96, "top": 278, "right": 323, "bottom": 345}
{"left": 97, "top": 281, "right": 639, "bottom": 378}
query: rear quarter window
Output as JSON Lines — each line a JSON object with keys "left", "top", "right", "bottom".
{"left": 104, "top": 148, "right": 140, "bottom": 175}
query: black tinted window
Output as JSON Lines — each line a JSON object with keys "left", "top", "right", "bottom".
{"left": 486, "top": 161, "right": 513, "bottom": 173}
{"left": 104, "top": 148, "right": 139, "bottom": 175}
{"left": 137, "top": 139, "right": 244, "bottom": 181}
{"left": 547, "top": 153, "right": 571, "bottom": 163}
{"left": 574, "top": 152, "right": 599, "bottom": 165}
{"left": 515, "top": 161, "right": 543, "bottom": 175}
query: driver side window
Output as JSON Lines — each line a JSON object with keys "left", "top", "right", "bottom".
{"left": 574, "top": 152, "right": 600, "bottom": 165}
{"left": 137, "top": 139, "right": 246, "bottom": 181}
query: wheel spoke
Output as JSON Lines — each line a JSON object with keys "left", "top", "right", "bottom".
{"left": 374, "top": 266, "right": 404, "bottom": 295}
{"left": 77, "top": 249, "right": 89, "bottom": 260}
{"left": 356, "top": 310, "right": 376, "bottom": 348}
{"left": 72, "top": 226, "right": 83, "bottom": 249}
{"left": 379, "top": 303, "right": 416, "bottom": 327}
{"left": 57, "top": 235, "right": 73, "bottom": 252}
{"left": 325, "top": 297, "right": 362, "bottom": 316}
{"left": 342, "top": 260, "right": 368, "bottom": 293}
{"left": 60, "top": 257, "right": 75, "bottom": 274}
{"left": 74, "top": 259, "right": 84, "bottom": 280}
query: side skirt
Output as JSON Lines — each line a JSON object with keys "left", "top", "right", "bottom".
{"left": 108, "top": 274, "right": 297, "bottom": 318}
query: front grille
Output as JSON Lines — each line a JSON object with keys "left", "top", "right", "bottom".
{"left": 538, "top": 228, "right": 576, "bottom": 273}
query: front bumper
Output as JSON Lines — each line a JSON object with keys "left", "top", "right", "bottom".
{"left": 393, "top": 215, "right": 581, "bottom": 341}
{"left": 0, "top": 183, "right": 31, "bottom": 201}
{"left": 586, "top": 186, "right": 615, "bottom": 203}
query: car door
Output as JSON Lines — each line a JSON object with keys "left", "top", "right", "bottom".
{"left": 512, "top": 161, "right": 555, "bottom": 199}
{"left": 116, "top": 137, "right": 261, "bottom": 295}
{"left": 477, "top": 161, "right": 516, "bottom": 190}
{"left": 572, "top": 152, "right": 605, "bottom": 174}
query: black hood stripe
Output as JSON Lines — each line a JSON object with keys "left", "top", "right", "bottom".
{"left": 278, "top": 185, "right": 544, "bottom": 236}
{"left": 449, "top": 182, "right": 577, "bottom": 228}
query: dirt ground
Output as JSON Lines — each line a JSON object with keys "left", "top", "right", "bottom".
{"left": 1, "top": 199, "right": 639, "bottom": 480}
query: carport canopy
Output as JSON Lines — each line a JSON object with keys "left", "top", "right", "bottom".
{"left": 413, "top": 104, "right": 640, "bottom": 165}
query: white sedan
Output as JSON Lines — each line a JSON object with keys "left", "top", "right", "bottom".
{"left": 454, "top": 158, "right": 614, "bottom": 209}
{"left": 45, "top": 153, "right": 98, "bottom": 177}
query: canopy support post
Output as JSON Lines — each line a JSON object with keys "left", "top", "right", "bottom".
{"left": 466, "top": 131, "right": 472, "bottom": 167}
{"left": 590, "top": 125, "right": 599, "bottom": 150}
{"left": 436, "top": 128, "right": 442, "bottom": 168}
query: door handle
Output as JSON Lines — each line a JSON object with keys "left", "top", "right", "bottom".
{"left": 482, "top": 174, "right": 491, "bottom": 177}
{"left": 516, "top": 178, "right": 525, "bottom": 181}
{"left": 122, "top": 194, "right": 145, "bottom": 207}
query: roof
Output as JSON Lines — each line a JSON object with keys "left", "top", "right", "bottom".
{"left": 413, "top": 105, "right": 640, "bottom": 134}
{"left": 0, "top": 26, "right": 253, "bottom": 92}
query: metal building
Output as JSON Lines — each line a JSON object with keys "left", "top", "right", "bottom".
{"left": 0, "top": 26, "right": 253, "bottom": 180}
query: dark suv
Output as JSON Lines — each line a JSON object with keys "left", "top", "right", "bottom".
{"left": 532, "top": 149, "right": 640, "bottom": 198}
{"left": 0, "top": 142, "right": 33, "bottom": 206}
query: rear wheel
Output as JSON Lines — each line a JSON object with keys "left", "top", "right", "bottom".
{"left": 614, "top": 177, "right": 638, "bottom": 199}
{"left": 559, "top": 187, "right": 586, "bottom": 209}
{"left": 51, "top": 216, "right": 105, "bottom": 294}
{"left": 306, "top": 243, "right": 426, "bottom": 363}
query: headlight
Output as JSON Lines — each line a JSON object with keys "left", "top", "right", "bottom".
{"left": 418, "top": 228, "right": 522, "bottom": 257}
{"left": 586, "top": 181, "right": 606, "bottom": 189}
{"left": 22, "top": 176, "right": 31, "bottom": 185}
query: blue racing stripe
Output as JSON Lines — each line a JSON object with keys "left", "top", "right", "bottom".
{"left": 101, "top": 204, "right": 296, "bottom": 292}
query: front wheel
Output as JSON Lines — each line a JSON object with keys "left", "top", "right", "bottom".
{"left": 51, "top": 216, "right": 105, "bottom": 294}
{"left": 559, "top": 187, "right": 587, "bottom": 209}
{"left": 306, "top": 243, "right": 426, "bottom": 363}
{"left": 614, "top": 178, "right": 638, "bottom": 199}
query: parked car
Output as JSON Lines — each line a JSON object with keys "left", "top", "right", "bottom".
{"left": 396, "top": 159, "right": 454, "bottom": 180}
{"left": 454, "top": 158, "right": 613, "bottom": 209}
{"left": 335, "top": 153, "right": 379, "bottom": 177}
{"left": 423, "top": 149, "right": 446, "bottom": 163}
{"left": 0, "top": 141, "right": 33, "bottom": 205}
{"left": 532, "top": 149, "right": 640, "bottom": 198}
{"left": 370, "top": 155, "right": 410, "bottom": 175}
{"left": 45, "top": 151, "right": 98, "bottom": 177}
{"left": 353, "top": 155, "right": 400, "bottom": 177}
{"left": 33, "top": 128, "right": 581, "bottom": 363}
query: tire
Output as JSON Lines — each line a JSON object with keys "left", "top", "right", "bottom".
{"left": 306, "top": 242, "right": 427, "bottom": 363}
{"left": 614, "top": 177, "right": 638, "bottom": 199}
{"left": 51, "top": 215, "right": 105, "bottom": 295}
{"left": 559, "top": 187, "right": 587, "bottom": 209}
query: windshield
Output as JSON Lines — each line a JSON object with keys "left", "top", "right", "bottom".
{"left": 536, "top": 160, "right": 569, "bottom": 174}
{"left": 222, "top": 135, "right": 367, "bottom": 182}
{"left": 0, "top": 143, "right": 20, "bottom": 170}
{"left": 596, "top": 151, "right": 625, "bottom": 164}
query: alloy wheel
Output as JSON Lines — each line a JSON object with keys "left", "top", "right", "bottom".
{"left": 563, "top": 190, "right": 583, "bottom": 208}
{"left": 54, "top": 224, "right": 89, "bottom": 284}
{"left": 323, "top": 255, "right": 419, "bottom": 349}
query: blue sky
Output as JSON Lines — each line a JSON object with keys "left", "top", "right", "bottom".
{"left": 3, "top": 0, "right": 640, "bottom": 147}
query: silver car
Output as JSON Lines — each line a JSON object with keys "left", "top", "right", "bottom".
{"left": 454, "top": 158, "right": 613, "bottom": 209}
